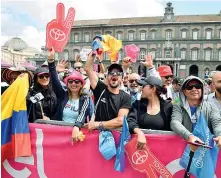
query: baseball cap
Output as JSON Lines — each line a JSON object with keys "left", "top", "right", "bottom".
{"left": 35, "top": 67, "right": 50, "bottom": 76}
{"left": 108, "top": 63, "right": 123, "bottom": 73}
{"left": 158, "top": 65, "right": 173, "bottom": 77}
{"left": 172, "top": 77, "right": 184, "bottom": 85}
{"left": 137, "top": 76, "right": 163, "bottom": 89}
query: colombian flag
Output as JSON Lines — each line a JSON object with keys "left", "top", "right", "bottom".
{"left": 1, "top": 73, "right": 31, "bottom": 163}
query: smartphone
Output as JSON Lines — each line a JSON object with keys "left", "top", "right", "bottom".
{"left": 187, "top": 141, "right": 212, "bottom": 149}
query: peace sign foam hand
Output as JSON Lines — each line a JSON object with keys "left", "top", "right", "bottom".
{"left": 46, "top": 3, "right": 75, "bottom": 52}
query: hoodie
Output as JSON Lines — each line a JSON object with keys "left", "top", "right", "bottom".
{"left": 170, "top": 76, "right": 221, "bottom": 140}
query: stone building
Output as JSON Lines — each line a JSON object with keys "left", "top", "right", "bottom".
{"left": 36, "top": 2, "right": 221, "bottom": 78}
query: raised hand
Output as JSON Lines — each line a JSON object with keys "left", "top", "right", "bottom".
{"left": 46, "top": 3, "right": 75, "bottom": 52}
{"left": 56, "top": 59, "right": 68, "bottom": 73}
{"left": 141, "top": 52, "right": 153, "bottom": 69}
{"left": 48, "top": 47, "right": 55, "bottom": 61}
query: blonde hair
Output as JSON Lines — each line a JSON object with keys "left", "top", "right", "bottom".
{"left": 67, "top": 87, "right": 84, "bottom": 100}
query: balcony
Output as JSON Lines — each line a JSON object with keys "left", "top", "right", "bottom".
{"left": 155, "top": 58, "right": 181, "bottom": 61}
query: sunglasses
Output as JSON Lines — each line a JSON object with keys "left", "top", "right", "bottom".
{"left": 185, "top": 84, "right": 203, "bottom": 90}
{"left": 38, "top": 74, "right": 50, "bottom": 79}
{"left": 108, "top": 71, "right": 122, "bottom": 76}
{"left": 74, "top": 67, "right": 82, "bottom": 70}
{"left": 129, "top": 79, "right": 137, "bottom": 84}
{"left": 164, "top": 75, "right": 173, "bottom": 79}
{"left": 68, "top": 80, "right": 82, "bottom": 84}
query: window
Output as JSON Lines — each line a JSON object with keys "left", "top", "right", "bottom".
{"left": 105, "top": 31, "right": 112, "bottom": 35}
{"left": 192, "top": 50, "right": 198, "bottom": 60}
{"left": 151, "top": 31, "right": 156, "bottom": 39}
{"left": 193, "top": 31, "right": 198, "bottom": 40}
{"left": 140, "top": 32, "right": 146, "bottom": 40}
{"left": 140, "top": 49, "right": 146, "bottom": 60}
{"left": 166, "top": 31, "right": 172, "bottom": 40}
{"left": 150, "top": 50, "right": 156, "bottom": 59}
{"left": 219, "top": 30, "right": 221, "bottom": 39}
{"left": 206, "top": 30, "right": 212, "bottom": 39}
{"left": 219, "top": 50, "right": 221, "bottom": 61}
{"left": 205, "top": 50, "right": 211, "bottom": 61}
{"left": 74, "top": 34, "right": 79, "bottom": 42}
{"left": 128, "top": 32, "right": 134, "bottom": 41}
{"left": 84, "top": 33, "right": 90, "bottom": 42}
{"left": 73, "top": 50, "right": 79, "bottom": 60}
{"left": 118, "top": 50, "right": 123, "bottom": 60}
{"left": 181, "top": 31, "right": 187, "bottom": 39}
{"left": 64, "top": 51, "right": 69, "bottom": 60}
{"left": 181, "top": 50, "right": 186, "bottom": 59}
{"left": 117, "top": 32, "right": 123, "bottom": 40}
{"left": 165, "top": 50, "right": 171, "bottom": 58}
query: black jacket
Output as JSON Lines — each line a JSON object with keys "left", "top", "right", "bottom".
{"left": 127, "top": 97, "right": 173, "bottom": 133}
{"left": 27, "top": 85, "right": 57, "bottom": 123}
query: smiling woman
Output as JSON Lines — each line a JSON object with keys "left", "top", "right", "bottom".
{"left": 27, "top": 67, "right": 57, "bottom": 123}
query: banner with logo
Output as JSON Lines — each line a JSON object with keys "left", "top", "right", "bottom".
{"left": 2, "top": 123, "right": 221, "bottom": 178}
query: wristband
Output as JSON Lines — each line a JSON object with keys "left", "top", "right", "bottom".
{"left": 98, "top": 122, "right": 104, "bottom": 130}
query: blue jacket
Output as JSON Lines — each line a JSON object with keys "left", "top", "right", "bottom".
{"left": 48, "top": 61, "right": 91, "bottom": 128}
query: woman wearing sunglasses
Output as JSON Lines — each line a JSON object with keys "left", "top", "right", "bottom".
{"left": 27, "top": 67, "right": 57, "bottom": 123}
{"left": 48, "top": 48, "right": 91, "bottom": 142}
{"left": 171, "top": 76, "right": 221, "bottom": 151}
{"left": 127, "top": 76, "right": 173, "bottom": 149}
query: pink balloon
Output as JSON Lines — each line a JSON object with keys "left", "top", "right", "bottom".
{"left": 124, "top": 44, "right": 140, "bottom": 63}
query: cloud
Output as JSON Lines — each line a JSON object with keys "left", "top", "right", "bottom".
{"left": 1, "top": 0, "right": 165, "bottom": 50}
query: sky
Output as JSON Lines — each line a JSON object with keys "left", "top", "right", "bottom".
{"left": 1, "top": 0, "right": 221, "bottom": 51}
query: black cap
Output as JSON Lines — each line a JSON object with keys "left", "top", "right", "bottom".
{"left": 137, "top": 76, "right": 163, "bottom": 89}
{"left": 108, "top": 64, "right": 123, "bottom": 73}
{"left": 34, "top": 67, "right": 49, "bottom": 76}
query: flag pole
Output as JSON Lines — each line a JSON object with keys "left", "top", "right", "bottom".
{"left": 184, "top": 151, "right": 194, "bottom": 178}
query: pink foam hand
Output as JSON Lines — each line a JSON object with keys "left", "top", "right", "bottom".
{"left": 46, "top": 3, "right": 75, "bottom": 52}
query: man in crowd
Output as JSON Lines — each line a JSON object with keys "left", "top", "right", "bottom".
{"left": 171, "top": 76, "right": 221, "bottom": 151}
{"left": 127, "top": 73, "right": 141, "bottom": 104}
{"left": 171, "top": 77, "right": 183, "bottom": 103}
{"left": 85, "top": 53, "right": 131, "bottom": 130}
{"left": 207, "top": 71, "right": 221, "bottom": 112}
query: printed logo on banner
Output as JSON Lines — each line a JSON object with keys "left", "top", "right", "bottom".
{"left": 132, "top": 150, "right": 148, "bottom": 165}
{"left": 125, "top": 137, "right": 173, "bottom": 178}
{"left": 46, "top": 3, "right": 75, "bottom": 52}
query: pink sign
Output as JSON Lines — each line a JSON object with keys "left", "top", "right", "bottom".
{"left": 2, "top": 124, "right": 221, "bottom": 178}
{"left": 125, "top": 44, "right": 140, "bottom": 63}
{"left": 46, "top": 3, "right": 75, "bottom": 52}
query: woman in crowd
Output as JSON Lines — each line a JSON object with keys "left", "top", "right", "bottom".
{"left": 48, "top": 48, "right": 91, "bottom": 142}
{"left": 27, "top": 67, "right": 57, "bottom": 123}
{"left": 127, "top": 76, "right": 173, "bottom": 149}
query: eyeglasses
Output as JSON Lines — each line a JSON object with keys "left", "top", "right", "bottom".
{"left": 129, "top": 79, "right": 137, "bottom": 84}
{"left": 38, "top": 74, "right": 50, "bottom": 79}
{"left": 185, "top": 84, "right": 203, "bottom": 90}
{"left": 68, "top": 80, "right": 82, "bottom": 84}
{"left": 108, "top": 71, "right": 122, "bottom": 76}
{"left": 164, "top": 75, "right": 173, "bottom": 79}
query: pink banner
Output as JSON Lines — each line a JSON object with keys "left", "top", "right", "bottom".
{"left": 2, "top": 123, "right": 221, "bottom": 178}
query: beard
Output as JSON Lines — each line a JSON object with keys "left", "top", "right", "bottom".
{"left": 129, "top": 87, "right": 139, "bottom": 93}
{"left": 216, "top": 87, "right": 221, "bottom": 94}
{"left": 110, "top": 82, "right": 119, "bottom": 88}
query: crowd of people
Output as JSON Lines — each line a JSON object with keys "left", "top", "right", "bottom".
{"left": 1, "top": 47, "right": 221, "bottom": 151}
